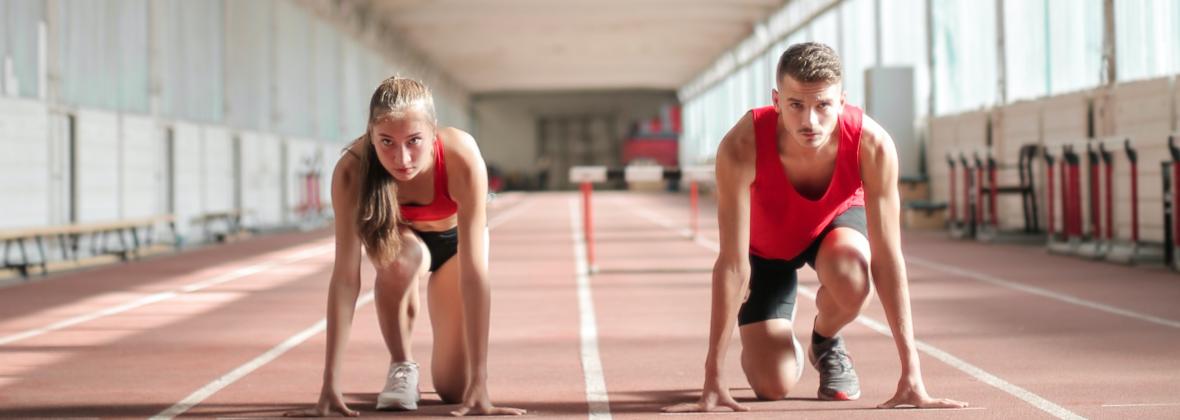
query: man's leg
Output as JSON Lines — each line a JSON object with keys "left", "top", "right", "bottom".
{"left": 810, "top": 226, "right": 872, "bottom": 401}
{"left": 812, "top": 227, "right": 872, "bottom": 338}
{"left": 738, "top": 255, "right": 804, "bottom": 400}
{"left": 739, "top": 319, "right": 804, "bottom": 400}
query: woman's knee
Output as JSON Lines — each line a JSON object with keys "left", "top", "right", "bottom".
{"left": 376, "top": 230, "right": 430, "bottom": 285}
{"left": 431, "top": 359, "right": 468, "bottom": 403}
{"left": 435, "top": 381, "right": 465, "bottom": 404}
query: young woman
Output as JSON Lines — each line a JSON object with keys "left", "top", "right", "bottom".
{"left": 286, "top": 77, "right": 525, "bottom": 417}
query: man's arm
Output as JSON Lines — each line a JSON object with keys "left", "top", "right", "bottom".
{"left": 859, "top": 116, "right": 967, "bottom": 409}
{"left": 704, "top": 114, "right": 756, "bottom": 388}
{"left": 664, "top": 112, "right": 756, "bottom": 413}
{"left": 858, "top": 117, "right": 918, "bottom": 376}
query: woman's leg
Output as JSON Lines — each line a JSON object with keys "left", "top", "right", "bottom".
{"left": 374, "top": 227, "right": 431, "bottom": 363}
{"left": 426, "top": 255, "right": 469, "bottom": 403}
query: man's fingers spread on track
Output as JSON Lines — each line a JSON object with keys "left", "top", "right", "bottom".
{"left": 489, "top": 407, "right": 527, "bottom": 416}
{"left": 922, "top": 398, "right": 969, "bottom": 409}
{"left": 283, "top": 408, "right": 325, "bottom": 417}
{"left": 721, "top": 399, "right": 750, "bottom": 412}
{"left": 661, "top": 402, "right": 705, "bottom": 413}
{"left": 660, "top": 402, "right": 748, "bottom": 413}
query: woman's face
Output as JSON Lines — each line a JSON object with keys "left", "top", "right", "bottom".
{"left": 369, "top": 106, "right": 436, "bottom": 182}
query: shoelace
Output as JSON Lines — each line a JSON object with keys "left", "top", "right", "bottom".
{"left": 818, "top": 347, "right": 854, "bottom": 374}
{"left": 387, "top": 365, "right": 415, "bottom": 393}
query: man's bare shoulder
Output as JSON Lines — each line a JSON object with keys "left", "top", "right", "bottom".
{"left": 859, "top": 114, "right": 896, "bottom": 162}
{"left": 717, "top": 111, "right": 757, "bottom": 166}
{"left": 857, "top": 114, "right": 899, "bottom": 186}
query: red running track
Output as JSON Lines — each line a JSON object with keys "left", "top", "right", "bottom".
{"left": 1, "top": 191, "right": 1178, "bottom": 419}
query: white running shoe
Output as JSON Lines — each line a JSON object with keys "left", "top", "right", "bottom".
{"left": 376, "top": 361, "right": 420, "bottom": 411}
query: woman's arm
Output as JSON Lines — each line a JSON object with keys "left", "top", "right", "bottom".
{"left": 442, "top": 128, "right": 525, "bottom": 417}
{"left": 287, "top": 154, "right": 364, "bottom": 417}
{"left": 323, "top": 157, "right": 365, "bottom": 388}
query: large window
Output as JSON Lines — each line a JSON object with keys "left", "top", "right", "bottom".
{"left": 1116, "top": 0, "right": 1180, "bottom": 82}
{"left": 56, "top": 0, "right": 149, "bottom": 112}
{"left": 2, "top": 0, "right": 43, "bottom": 98}
{"left": 156, "top": 0, "right": 224, "bottom": 123}
{"left": 839, "top": 0, "right": 876, "bottom": 107}
{"left": 931, "top": 0, "right": 996, "bottom": 114}
{"left": 1004, "top": 0, "right": 1049, "bottom": 101}
{"left": 1048, "top": 0, "right": 1103, "bottom": 94}
{"left": 880, "top": 0, "right": 929, "bottom": 115}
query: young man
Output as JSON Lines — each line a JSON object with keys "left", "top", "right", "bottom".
{"left": 665, "top": 42, "right": 967, "bottom": 412}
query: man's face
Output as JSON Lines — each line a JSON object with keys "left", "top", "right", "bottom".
{"left": 772, "top": 76, "right": 845, "bottom": 149}
{"left": 369, "top": 106, "right": 436, "bottom": 182}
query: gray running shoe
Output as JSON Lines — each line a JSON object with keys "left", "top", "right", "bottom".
{"left": 808, "top": 335, "right": 861, "bottom": 401}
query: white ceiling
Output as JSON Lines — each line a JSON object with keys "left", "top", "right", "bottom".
{"left": 359, "top": 0, "right": 787, "bottom": 93}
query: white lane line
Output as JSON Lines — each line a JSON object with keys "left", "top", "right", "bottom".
{"left": 907, "top": 257, "right": 1180, "bottom": 330}
{"left": 150, "top": 290, "right": 376, "bottom": 420}
{"left": 1102, "top": 402, "right": 1180, "bottom": 408}
{"left": 152, "top": 196, "right": 535, "bottom": 419}
{"left": 570, "top": 198, "right": 613, "bottom": 420}
{"left": 1, "top": 197, "right": 535, "bottom": 348}
{"left": 488, "top": 195, "right": 537, "bottom": 230}
{"left": 627, "top": 204, "right": 1085, "bottom": 420}
{"left": 0, "top": 243, "right": 333, "bottom": 347}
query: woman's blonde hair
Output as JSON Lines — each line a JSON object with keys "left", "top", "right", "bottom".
{"left": 356, "top": 76, "right": 437, "bottom": 267}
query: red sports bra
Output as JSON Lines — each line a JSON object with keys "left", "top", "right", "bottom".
{"left": 399, "top": 138, "right": 458, "bottom": 222}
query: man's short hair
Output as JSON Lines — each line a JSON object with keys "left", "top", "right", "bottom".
{"left": 776, "top": 42, "right": 843, "bottom": 85}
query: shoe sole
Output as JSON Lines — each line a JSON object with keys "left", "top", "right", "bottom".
{"left": 817, "top": 389, "right": 861, "bottom": 401}
{"left": 376, "top": 396, "right": 419, "bottom": 411}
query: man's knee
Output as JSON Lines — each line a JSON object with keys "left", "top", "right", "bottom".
{"left": 821, "top": 244, "right": 872, "bottom": 311}
{"left": 750, "top": 380, "right": 790, "bottom": 401}
{"left": 740, "top": 321, "right": 800, "bottom": 401}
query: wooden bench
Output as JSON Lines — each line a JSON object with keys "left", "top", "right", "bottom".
{"left": 0, "top": 215, "right": 176, "bottom": 278}
{"left": 191, "top": 209, "right": 246, "bottom": 243}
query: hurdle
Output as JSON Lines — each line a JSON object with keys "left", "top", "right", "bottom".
{"left": 1043, "top": 147, "right": 1056, "bottom": 243}
{"left": 948, "top": 151, "right": 976, "bottom": 239}
{"left": 946, "top": 155, "right": 958, "bottom": 230}
{"left": 1106, "top": 139, "right": 1164, "bottom": 264}
{"left": 1164, "top": 136, "right": 1180, "bottom": 271}
{"left": 1048, "top": 144, "right": 1084, "bottom": 254}
{"left": 977, "top": 144, "right": 1041, "bottom": 242}
{"left": 1075, "top": 142, "right": 1108, "bottom": 258}
{"left": 569, "top": 164, "right": 714, "bottom": 274}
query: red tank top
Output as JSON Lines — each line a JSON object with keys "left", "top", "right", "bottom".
{"left": 400, "top": 138, "right": 458, "bottom": 222}
{"left": 749, "top": 104, "right": 865, "bottom": 261}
